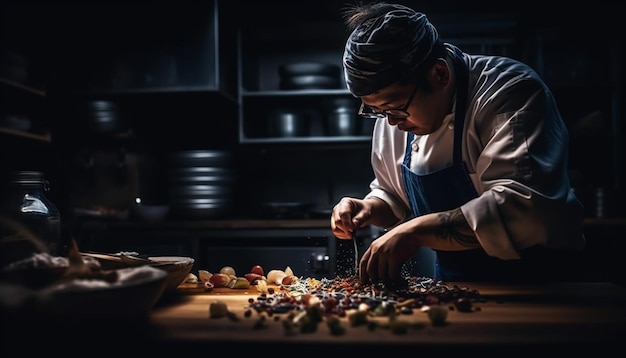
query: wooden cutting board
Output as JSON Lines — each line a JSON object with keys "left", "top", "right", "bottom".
{"left": 175, "top": 282, "right": 280, "bottom": 296}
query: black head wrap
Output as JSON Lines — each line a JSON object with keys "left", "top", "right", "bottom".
{"left": 343, "top": 4, "right": 439, "bottom": 97}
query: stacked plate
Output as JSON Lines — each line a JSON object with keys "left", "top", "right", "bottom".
{"left": 278, "top": 62, "right": 341, "bottom": 90}
{"left": 168, "top": 150, "right": 234, "bottom": 219}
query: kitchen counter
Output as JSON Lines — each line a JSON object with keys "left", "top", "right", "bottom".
{"left": 152, "top": 282, "right": 626, "bottom": 350}
{"left": 6, "top": 281, "right": 623, "bottom": 354}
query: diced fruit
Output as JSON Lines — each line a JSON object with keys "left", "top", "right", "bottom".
{"left": 209, "top": 301, "right": 228, "bottom": 318}
{"left": 184, "top": 273, "right": 198, "bottom": 284}
{"left": 267, "top": 269, "right": 286, "bottom": 285}
{"left": 245, "top": 273, "right": 263, "bottom": 284}
{"left": 219, "top": 266, "right": 236, "bottom": 276}
{"left": 233, "top": 277, "right": 251, "bottom": 289}
{"left": 281, "top": 275, "right": 296, "bottom": 285}
{"left": 256, "top": 279, "right": 268, "bottom": 294}
{"left": 250, "top": 265, "right": 264, "bottom": 276}
{"left": 426, "top": 305, "right": 448, "bottom": 326}
{"left": 198, "top": 270, "right": 212, "bottom": 283}
{"left": 454, "top": 297, "right": 473, "bottom": 312}
{"left": 209, "top": 273, "right": 230, "bottom": 287}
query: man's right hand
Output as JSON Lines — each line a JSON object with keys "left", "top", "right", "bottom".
{"left": 331, "top": 197, "right": 368, "bottom": 239}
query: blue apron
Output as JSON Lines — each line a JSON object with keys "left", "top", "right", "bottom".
{"left": 400, "top": 46, "right": 570, "bottom": 282}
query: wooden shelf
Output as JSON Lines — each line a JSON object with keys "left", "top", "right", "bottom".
{"left": 0, "top": 126, "right": 51, "bottom": 143}
{"left": 0, "top": 76, "right": 46, "bottom": 97}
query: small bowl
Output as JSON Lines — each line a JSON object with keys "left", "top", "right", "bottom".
{"left": 149, "top": 256, "right": 195, "bottom": 293}
{"left": 79, "top": 253, "right": 194, "bottom": 294}
{"left": 132, "top": 204, "right": 170, "bottom": 223}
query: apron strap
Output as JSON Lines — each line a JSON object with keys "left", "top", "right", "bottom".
{"left": 451, "top": 46, "right": 468, "bottom": 164}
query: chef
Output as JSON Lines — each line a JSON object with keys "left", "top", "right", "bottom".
{"left": 331, "top": 2, "right": 586, "bottom": 285}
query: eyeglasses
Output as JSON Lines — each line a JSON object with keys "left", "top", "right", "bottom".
{"left": 357, "top": 83, "right": 419, "bottom": 120}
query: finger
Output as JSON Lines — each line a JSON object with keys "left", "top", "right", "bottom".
{"left": 366, "top": 254, "right": 380, "bottom": 284}
{"left": 339, "top": 210, "right": 355, "bottom": 233}
{"left": 331, "top": 207, "right": 351, "bottom": 239}
{"left": 331, "top": 221, "right": 351, "bottom": 239}
{"left": 359, "top": 249, "right": 372, "bottom": 283}
{"left": 334, "top": 199, "right": 358, "bottom": 230}
{"left": 377, "top": 254, "right": 389, "bottom": 284}
{"left": 331, "top": 200, "right": 355, "bottom": 240}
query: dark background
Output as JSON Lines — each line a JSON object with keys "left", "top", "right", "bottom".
{"left": 1, "top": 0, "right": 624, "bottom": 281}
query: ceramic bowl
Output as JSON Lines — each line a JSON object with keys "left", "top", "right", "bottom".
{"left": 79, "top": 253, "right": 194, "bottom": 293}
{"left": 149, "top": 256, "right": 195, "bottom": 293}
{"left": 1, "top": 265, "right": 168, "bottom": 320}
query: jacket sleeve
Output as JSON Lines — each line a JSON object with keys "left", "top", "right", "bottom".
{"left": 461, "top": 71, "right": 585, "bottom": 260}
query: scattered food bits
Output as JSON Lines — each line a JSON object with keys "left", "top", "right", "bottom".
{"left": 348, "top": 310, "right": 369, "bottom": 327}
{"left": 454, "top": 297, "right": 474, "bottom": 312}
{"left": 233, "top": 277, "right": 251, "bottom": 289}
{"left": 184, "top": 273, "right": 198, "bottom": 284}
{"left": 252, "top": 316, "right": 267, "bottom": 330}
{"left": 326, "top": 316, "right": 346, "bottom": 336}
{"left": 209, "top": 301, "right": 229, "bottom": 318}
{"left": 219, "top": 266, "right": 236, "bottom": 276}
{"left": 426, "top": 305, "right": 449, "bottom": 326}
{"left": 203, "top": 272, "right": 484, "bottom": 337}
{"left": 198, "top": 270, "right": 212, "bottom": 282}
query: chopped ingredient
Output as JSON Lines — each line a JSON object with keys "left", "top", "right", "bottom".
{"left": 209, "top": 300, "right": 229, "bottom": 318}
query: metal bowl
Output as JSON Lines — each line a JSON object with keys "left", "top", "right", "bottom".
{"left": 268, "top": 110, "right": 309, "bottom": 137}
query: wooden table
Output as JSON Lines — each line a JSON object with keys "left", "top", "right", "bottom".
{"left": 152, "top": 282, "right": 626, "bottom": 352}
{"left": 3, "top": 281, "right": 625, "bottom": 355}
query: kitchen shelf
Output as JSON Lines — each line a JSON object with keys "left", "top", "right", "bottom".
{"left": 0, "top": 76, "right": 46, "bottom": 97}
{"left": 0, "top": 77, "right": 51, "bottom": 143}
{"left": 0, "top": 126, "right": 51, "bottom": 143}
{"left": 237, "top": 1, "right": 352, "bottom": 146}
{"left": 239, "top": 89, "right": 365, "bottom": 143}
{"left": 47, "top": 0, "right": 237, "bottom": 102}
{"left": 242, "top": 89, "right": 352, "bottom": 97}
{"left": 57, "top": 85, "right": 237, "bottom": 104}
{"left": 240, "top": 136, "right": 371, "bottom": 145}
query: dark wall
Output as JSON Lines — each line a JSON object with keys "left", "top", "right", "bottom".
{"left": 1, "top": 0, "right": 624, "bottom": 219}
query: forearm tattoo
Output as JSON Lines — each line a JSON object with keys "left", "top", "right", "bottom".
{"left": 436, "top": 209, "right": 480, "bottom": 247}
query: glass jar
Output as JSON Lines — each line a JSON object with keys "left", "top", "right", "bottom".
{"left": 0, "top": 171, "right": 62, "bottom": 257}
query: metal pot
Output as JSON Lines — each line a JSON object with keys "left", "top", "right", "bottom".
{"left": 84, "top": 100, "right": 120, "bottom": 133}
{"left": 268, "top": 109, "right": 309, "bottom": 137}
{"left": 326, "top": 98, "right": 359, "bottom": 136}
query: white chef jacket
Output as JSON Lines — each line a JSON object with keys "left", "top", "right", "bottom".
{"left": 365, "top": 51, "right": 586, "bottom": 260}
